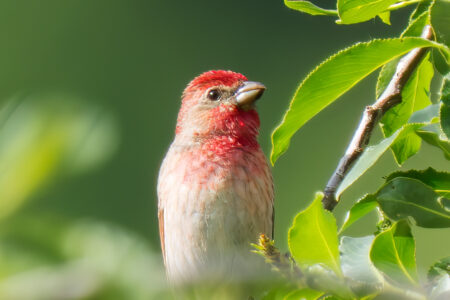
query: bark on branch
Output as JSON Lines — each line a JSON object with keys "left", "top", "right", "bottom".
{"left": 322, "top": 25, "right": 434, "bottom": 211}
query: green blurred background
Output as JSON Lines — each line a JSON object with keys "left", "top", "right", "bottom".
{"left": 0, "top": 0, "right": 448, "bottom": 298}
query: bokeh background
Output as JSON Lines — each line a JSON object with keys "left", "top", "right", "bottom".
{"left": 0, "top": 0, "right": 448, "bottom": 299}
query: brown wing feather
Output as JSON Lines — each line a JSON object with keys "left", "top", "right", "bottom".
{"left": 158, "top": 208, "right": 166, "bottom": 265}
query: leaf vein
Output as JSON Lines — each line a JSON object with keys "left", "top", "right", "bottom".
{"left": 382, "top": 198, "right": 450, "bottom": 219}
{"left": 315, "top": 209, "right": 340, "bottom": 276}
{"left": 390, "top": 231, "right": 416, "bottom": 285}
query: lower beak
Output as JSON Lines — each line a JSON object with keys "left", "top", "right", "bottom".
{"left": 235, "top": 81, "right": 266, "bottom": 108}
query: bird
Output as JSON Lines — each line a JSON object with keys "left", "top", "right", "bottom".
{"left": 157, "top": 70, "right": 274, "bottom": 286}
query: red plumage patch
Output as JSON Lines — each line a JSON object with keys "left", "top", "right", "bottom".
{"left": 205, "top": 104, "right": 260, "bottom": 151}
{"left": 184, "top": 70, "right": 247, "bottom": 93}
{"left": 176, "top": 70, "right": 250, "bottom": 134}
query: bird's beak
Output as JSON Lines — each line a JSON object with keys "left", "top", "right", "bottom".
{"left": 235, "top": 81, "right": 266, "bottom": 109}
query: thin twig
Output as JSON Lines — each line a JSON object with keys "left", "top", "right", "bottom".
{"left": 322, "top": 25, "right": 434, "bottom": 211}
{"left": 253, "top": 234, "right": 303, "bottom": 282}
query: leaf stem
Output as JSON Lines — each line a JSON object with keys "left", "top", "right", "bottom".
{"left": 320, "top": 9, "right": 338, "bottom": 17}
{"left": 284, "top": 0, "right": 338, "bottom": 16}
{"left": 386, "top": 0, "right": 423, "bottom": 12}
{"left": 322, "top": 25, "right": 434, "bottom": 211}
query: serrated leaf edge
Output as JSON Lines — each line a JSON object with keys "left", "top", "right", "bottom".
{"left": 271, "top": 37, "right": 449, "bottom": 164}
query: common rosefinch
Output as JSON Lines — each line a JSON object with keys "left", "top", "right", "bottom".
{"left": 157, "top": 70, "right": 273, "bottom": 285}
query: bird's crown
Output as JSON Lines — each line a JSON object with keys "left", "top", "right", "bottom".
{"left": 184, "top": 70, "right": 247, "bottom": 94}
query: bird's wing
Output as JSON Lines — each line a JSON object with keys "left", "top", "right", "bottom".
{"left": 158, "top": 207, "right": 166, "bottom": 264}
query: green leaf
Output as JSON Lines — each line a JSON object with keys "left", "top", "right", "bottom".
{"left": 377, "top": 177, "right": 450, "bottom": 228}
{"left": 284, "top": 0, "right": 338, "bottom": 16}
{"left": 428, "top": 256, "right": 450, "bottom": 281}
{"left": 370, "top": 220, "right": 418, "bottom": 286}
{"left": 408, "top": 102, "right": 440, "bottom": 123}
{"left": 431, "top": 0, "right": 450, "bottom": 47}
{"left": 429, "top": 274, "right": 450, "bottom": 300}
{"left": 336, "top": 123, "right": 424, "bottom": 198}
{"left": 375, "top": 9, "right": 430, "bottom": 105}
{"left": 288, "top": 193, "right": 342, "bottom": 277}
{"left": 385, "top": 167, "right": 450, "bottom": 197}
{"left": 0, "top": 217, "right": 166, "bottom": 299}
{"left": 377, "top": 11, "right": 391, "bottom": 25}
{"left": 340, "top": 236, "right": 381, "bottom": 285}
{"left": 416, "top": 123, "right": 450, "bottom": 160}
{"left": 376, "top": 59, "right": 398, "bottom": 99}
{"left": 440, "top": 73, "right": 450, "bottom": 138}
{"left": 271, "top": 37, "right": 448, "bottom": 164}
{"left": 339, "top": 194, "right": 378, "bottom": 234}
{"left": 345, "top": 168, "right": 450, "bottom": 231}
{"left": 433, "top": 48, "right": 450, "bottom": 75}
{"left": 389, "top": 130, "right": 422, "bottom": 164}
{"left": 441, "top": 198, "right": 450, "bottom": 212}
{"left": 388, "top": 55, "right": 433, "bottom": 122}
{"left": 283, "top": 289, "right": 323, "bottom": 300}
{"left": 381, "top": 56, "right": 434, "bottom": 164}
{"left": 0, "top": 95, "right": 118, "bottom": 221}
{"left": 431, "top": 0, "right": 450, "bottom": 75}
{"left": 336, "top": 104, "right": 439, "bottom": 198}
{"left": 403, "top": 11, "right": 430, "bottom": 38}
{"left": 263, "top": 286, "right": 297, "bottom": 300}
{"left": 428, "top": 257, "right": 450, "bottom": 300}
{"left": 375, "top": 10, "right": 433, "bottom": 165}
{"left": 317, "top": 296, "right": 344, "bottom": 300}
{"left": 337, "top": 0, "right": 398, "bottom": 24}
{"left": 409, "top": 0, "right": 433, "bottom": 21}
{"left": 360, "top": 294, "right": 379, "bottom": 300}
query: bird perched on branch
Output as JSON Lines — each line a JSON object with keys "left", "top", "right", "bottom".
{"left": 157, "top": 70, "right": 273, "bottom": 285}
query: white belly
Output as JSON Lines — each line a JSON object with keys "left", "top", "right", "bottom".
{"left": 158, "top": 146, "right": 273, "bottom": 284}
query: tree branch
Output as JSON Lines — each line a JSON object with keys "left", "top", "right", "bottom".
{"left": 322, "top": 25, "right": 434, "bottom": 211}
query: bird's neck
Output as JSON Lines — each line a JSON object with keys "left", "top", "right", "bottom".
{"left": 175, "top": 108, "right": 261, "bottom": 152}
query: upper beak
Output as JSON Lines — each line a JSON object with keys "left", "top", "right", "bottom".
{"left": 235, "top": 81, "right": 266, "bottom": 108}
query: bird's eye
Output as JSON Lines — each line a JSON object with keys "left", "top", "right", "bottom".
{"left": 207, "top": 89, "right": 220, "bottom": 101}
